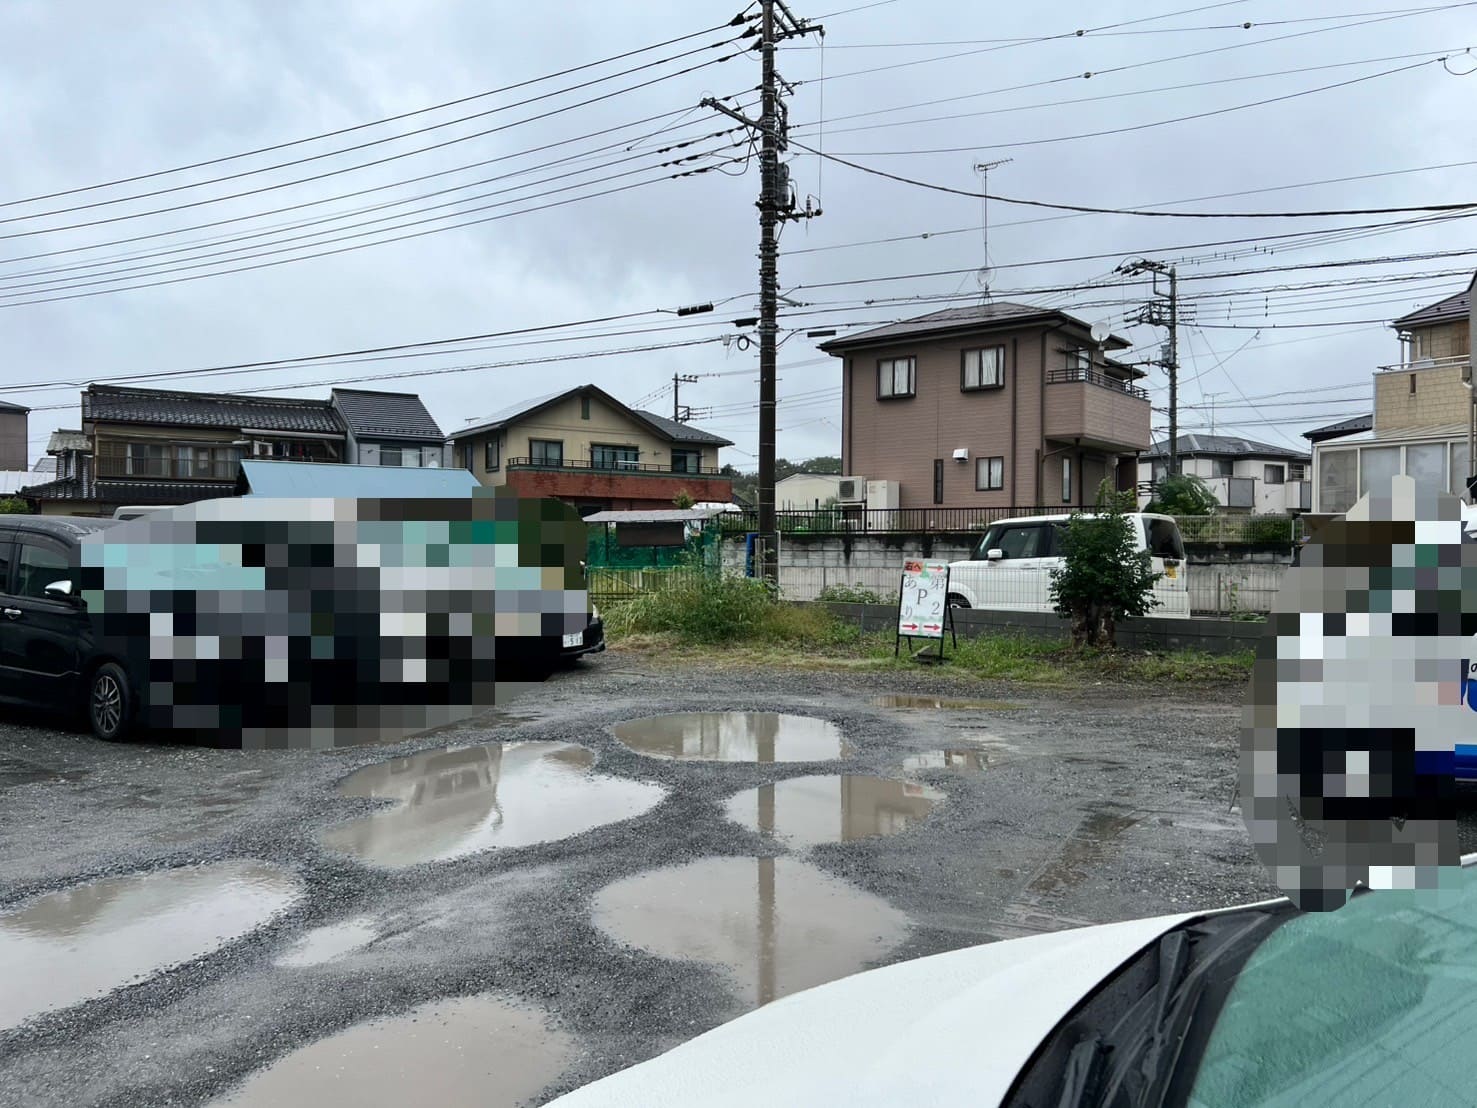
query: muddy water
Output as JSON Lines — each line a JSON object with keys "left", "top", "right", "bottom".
{"left": 274, "top": 917, "right": 380, "bottom": 968}
{"left": 869, "top": 695, "right": 1025, "bottom": 710}
{"left": 318, "top": 741, "right": 665, "bottom": 868}
{"left": 212, "top": 993, "right": 575, "bottom": 1108}
{"left": 723, "top": 776, "right": 943, "bottom": 848}
{"left": 0, "top": 861, "right": 302, "bottom": 1031}
{"left": 592, "top": 857, "right": 910, "bottom": 1008}
{"left": 1029, "top": 805, "right": 1143, "bottom": 895}
{"left": 613, "top": 712, "right": 852, "bottom": 762}
{"left": 901, "top": 749, "right": 990, "bottom": 773}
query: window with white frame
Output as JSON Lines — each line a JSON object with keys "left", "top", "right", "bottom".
{"left": 975, "top": 456, "right": 1004, "bottom": 491}
{"left": 1359, "top": 446, "right": 1400, "bottom": 497}
{"left": 1288, "top": 462, "right": 1307, "bottom": 481}
{"left": 962, "top": 347, "right": 1004, "bottom": 390}
{"left": 1319, "top": 449, "right": 1357, "bottom": 513}
{"left": 1452, "top": 442, "right": 1471, "bottom": 497}
{"left": 1405, "top": 443, "right": 1446, "bottom": 495}
{"left": 877, "top": 357, "right": 915, "bottom": 398}
{"left": 1062, "top": 457, "right": 1073, "bottom": 502}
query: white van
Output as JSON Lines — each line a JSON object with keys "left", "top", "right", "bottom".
{"left": 946, "top": 512, "right": 1190, "bottom": 618}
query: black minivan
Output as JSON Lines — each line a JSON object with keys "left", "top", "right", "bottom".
{"left": 0, "top": 515, "right": 137, "bottom": 741}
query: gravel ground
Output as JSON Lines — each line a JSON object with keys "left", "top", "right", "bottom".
{"left": 0, "top": 652, "right": 1325, "bottom": 1106}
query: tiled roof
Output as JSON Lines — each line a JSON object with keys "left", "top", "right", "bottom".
{"left": 47, "top": 428, "right": 89, "bottom": 454}
{"left": 83, "top": 385, "right": 342, "bottom": 434}
{"left": 1391, "top": 282, "right": 1473, "bottom": 330}
{"left": 818, "top": 302, "right": 1131, "bottom": 352}
{"left": 631, "top": 409, "right": 732, "bottom": 446}
{"left": 455, "top": 384, "right": 733, "bottom": 446}
{"left": 1143, "top": 433, "right": 1309, "bottom": 461}
{"left": 330, "top": 388, "right": 445, "bottom": 442}
{"left": 94, "top": 480, "right": 237, "bottom": 504}
{"left": 582, "top": 508, "right": 725, "bottom": 523}
{"left": 31, "top": 457, "right": 57, "bottom": 474}
{"left": 1302, "top": 414, "right": 1373, "bottom": 442}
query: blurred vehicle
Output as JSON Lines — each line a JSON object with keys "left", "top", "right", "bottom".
{"left": 0, "top": 515, "right": 134, "bottom": 741}
{"left": 948, "top": 511, "right": 1189, "bottom": 617}
{"left": 551, "top": 857, "right": 1477, "bottom": 1107}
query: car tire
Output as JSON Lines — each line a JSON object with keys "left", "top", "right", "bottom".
{"left": 88, "top": 662, "right": 134, "bottom": 742}
{"left": 947, "top": 593, "right": 971, "bottom": 609}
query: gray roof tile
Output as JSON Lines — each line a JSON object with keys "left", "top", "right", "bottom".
{"left": 819, "top": 302, "right": 1130, "bottom": 352}
{"left": 330, "top": 388, "right": 444, "bottom": 442}
{"left": 1143, "top": 432, "right": 1309, "bottom": 461}
{"left": 84, "top": 385, "right": 342, "bottom": 434}
{"left": 1391, "top": 283, "right": 1473, "bottom": 330}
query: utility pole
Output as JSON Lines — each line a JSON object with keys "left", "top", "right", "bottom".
{"left": 701, "top": 1, "right": 822, "bottom": 585}
{"left": 672, "top": 373, "right": 698, "bottom": 422}
{"left": 1119, "top": 259, "right": 1181, "bottom": 476}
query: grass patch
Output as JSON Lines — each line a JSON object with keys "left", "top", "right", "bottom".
{"left": 602, "top": 574, "right": 861, "bottom": 647}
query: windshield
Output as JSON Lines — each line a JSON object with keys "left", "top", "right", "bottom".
{"left": 1184, "top": 864, "right": 1477, "bottom": 1107}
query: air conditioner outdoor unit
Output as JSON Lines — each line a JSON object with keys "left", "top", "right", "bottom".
{"left": 836, "top": 477, "right": 866, "bottom": 503}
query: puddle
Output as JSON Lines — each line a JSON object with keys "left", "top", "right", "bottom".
{"left": 724, "top": 776, "right": 943, "bottom": 848}
{"left": 212, "top": 992, "right": 575, "bottom": 1108}
{"left": 612, "top": 713, "right": 852, "bottom": 762}
{"left": 869, "top": 695, "right": 1025, "bottom": 710}
{"left": 592, "top": 856, "right": 910, "bottom": 1008}
{"left": 319, "top": 741, "right": 665, "bottom": 868}
{"left": 0, "top": 860, "right": 302, "bottom": 1031}
{"left": 275, "top": 917, "right": 380, "bottom": 968}
{"left": 1029, "top": 807, "right": 1142, "bottom": 896}
{"left": 901, "top": 750, "right": 990, "bottom": 774}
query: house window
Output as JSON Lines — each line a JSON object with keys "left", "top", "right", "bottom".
{"left": 1288, "top": 462, "right": 1307, "bottom": 481}
{"left": 975, "top": 456, "right": 1004, "bottom": 491}
{"left": 1151, "top": 460, "right": 1168, "bottom": 483}
{"left": 1062, "top": 457, "right": 1073, "bottom": 503}
{"left": 1319, "top": 449, "right": 1357, "bottom": 513}
{"left": 1212, "top": 458, "right": 1234, "bottom": 478}
{"left": 592, "top": 444, "right": 639, "bottom": 470}
{"left": 1451, "top": 442, "right": 1471, "bottom": 497}
{"left": 1359, "top": 446, "right": 1400, "bottom": 496}
{"left": 878, "top": 357, "right": 915, "bottom": 399}
{"left": 961, "top": 347, "right": 1004, "bottom": 391}
{"left": 1405, "top": 443, "right": 1445, "bottom": 494}
{"left": 125, "top": 442, "right": 168, "bottom": 477}
{"left": 933, "top": 459, "right": 944, "bottom": 505}
{"left": 1263, "top": 464, "right": 1285, "bottom": 485}
{"left": 1066, "top": 348, "right": 1092, "bottom": 372}
{"left": 530, "top": 439, "right": 563, "bottom": 466}
{"left": 581, "top": 396, "right": 591, "bottom": 420}
{"left": 485, "top": 437, "right": 500, "bottom": 472}
{"left": 672, "top": 449, "right": 702, "bottom": 474}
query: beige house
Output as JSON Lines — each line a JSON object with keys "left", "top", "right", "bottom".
{"left": 820, "top": 303, "right": 1151, "bottom": 510}
{"left": 447, "top": 384, "right": 733, "bottom": 513}
{"left": 1310, "top": 275, "right": 1474, "bottom": 514}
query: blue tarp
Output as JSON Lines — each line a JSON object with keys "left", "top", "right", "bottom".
{"left": 238, "top": 460, "right": 478, "bottom": 499}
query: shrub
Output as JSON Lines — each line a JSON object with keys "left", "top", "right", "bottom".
{"left": 1049, "top": 480, "right": 1163, "bottom": 648}
{"left": 1146, "top": 473, "right": 1219, "bottom": 516}
{"left": 816, "top": 583, "right": 884, "bottom": 605}
{"left": 0, "top": 497, "right": 29, "bottom": 514}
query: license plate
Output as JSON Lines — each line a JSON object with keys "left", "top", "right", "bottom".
{"left": 1165, "top": 565, "right": 1177, "bottom": 579}
{"left": 562, "top": 632, "right": 584, "bottom": 648}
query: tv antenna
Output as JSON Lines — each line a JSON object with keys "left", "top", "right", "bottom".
{"left": 972, "top": 158, "right": 1013, "bottom": 301}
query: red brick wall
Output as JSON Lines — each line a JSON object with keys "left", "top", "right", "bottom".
{"left": 505, "top": 469, "right": 732, "bottom": 509}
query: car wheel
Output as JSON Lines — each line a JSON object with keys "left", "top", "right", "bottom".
{"left": 88, "top": 662, "right": 134, "bottom": 742}
{"left": 947, "top": 593, "right": 971, "bottom": 609}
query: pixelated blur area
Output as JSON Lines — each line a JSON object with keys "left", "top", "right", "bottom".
{"left": 1241, "top": 474, "right": 1477, "bottom": 911}
{"left": 74, "top": 490, "right": 588, "bottom": 749}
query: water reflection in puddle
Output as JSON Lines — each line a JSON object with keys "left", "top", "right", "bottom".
{"left": 592, "top": 857, "right": 909, "bottom": 1008}
{"left": 0, "top": 861, "right": 302, "bottom": 1031}
{"left": 901, "top": 750, "right": 989, "bottom": 774}
{"left": 212, "top": 993, "right": 574, "bottom": 1108}
{"left": 319, "top": 742, "right": 665, "bottom": 868}
{"left": 869, "top": 695, "right": 1025, "bottom": 710}
{"left": 613, "top": 713, "right": 851, "bottom": 762}
{"left": 1029, "top": 807, "right": 1142, "bottom": 895}
{"left": 275, "top": 917, "right": 380, "bottom": 968}
{"left": 724, "top": 776, "right": 942, "bottom": 848}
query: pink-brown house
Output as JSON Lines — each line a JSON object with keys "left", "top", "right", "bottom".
{"left": 820, "top": 303, "right": 1152, "bottom": 510}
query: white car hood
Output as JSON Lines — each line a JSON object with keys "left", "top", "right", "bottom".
{"left": 550, "top": 909, "right": 1206, "bottom": 1107}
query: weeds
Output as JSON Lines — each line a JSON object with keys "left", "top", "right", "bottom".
{"left": 602, "top": 573, "right": 860, "bottom": 646}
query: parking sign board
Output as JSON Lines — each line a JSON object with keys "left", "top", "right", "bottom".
{"left": 898, "top": 559, "right": 949, "bottom": 639}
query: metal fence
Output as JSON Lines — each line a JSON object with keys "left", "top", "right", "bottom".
{"left": 1172, "top": 515, "right": 1302, "bottom": 545}
{"left": 586, "top": 566, "right": 710, "bottom": 604}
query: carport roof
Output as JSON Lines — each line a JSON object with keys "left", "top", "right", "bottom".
{"left": 582, "top": 508, "right": 723, "bottom": 523}
{"left": 237, "top": 460, "right": 480, "bottom": 498}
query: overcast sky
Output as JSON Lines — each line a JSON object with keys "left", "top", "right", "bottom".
{"left": 2, "top": 0, "right": 1475, "bottom": 470}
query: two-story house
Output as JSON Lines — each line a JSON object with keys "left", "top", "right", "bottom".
{"left": 447, "top": 384, "right": 732, "bottom": 514}
{"left": 1310, "top": 274, "right": 1475, "bottom": 515}
{"left": 329, "top": 387, "right": 447, "bottom": 468}
{"left": 1137, "top": 434, "right": 1311, "bottom": 515}
{"left": 0, "top": 398, "right": 28, "bottom": 471}
{"left": 819, "top": 303, "right": 1151, "bottom": 510}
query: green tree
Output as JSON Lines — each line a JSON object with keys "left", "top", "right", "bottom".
{"left": 672, "top": 489, "right": 696, "bottom": 510}
{"left": 1146, "top": 473, "right": 1218, "bottom": 516}
{"left": 0, "top": 497, "right": 29, "bottom": 514}
{"left": 1049, "top": 480, "right": 1163, "bottom": 648}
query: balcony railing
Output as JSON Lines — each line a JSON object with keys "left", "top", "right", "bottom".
{"left": 505, "top": 456, "right": 723, "bottom": 476}
{"left": 1045, "top": 367, "right": 1150, "bottom": 400}
{"left": 1376, "top": 354, "right": 1471, "bottom": 373}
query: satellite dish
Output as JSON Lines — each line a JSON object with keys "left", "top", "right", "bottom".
{"left": 1089, "top": 321, "right": 1110, "bottom": 344}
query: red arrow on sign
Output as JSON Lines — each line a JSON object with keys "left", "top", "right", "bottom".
{"left": 922, "top": 623, "right": 941, "bottom": 632}
{"left": 900, "top": 622, "right": 919, "bottom": 631}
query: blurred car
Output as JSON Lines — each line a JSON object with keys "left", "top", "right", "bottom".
{"left": 550, "top": 856, "right": 1477, "bottom": 1107}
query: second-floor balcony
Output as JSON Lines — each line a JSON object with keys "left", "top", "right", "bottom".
{"left": 96, "top": 438, "right": 336, "bottom": 480}
{"left": 505, "top": 456, "right": 723, "bottom": 477}
{"left": 1042, "top": 367, "right": 1152, "bottom": 452}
